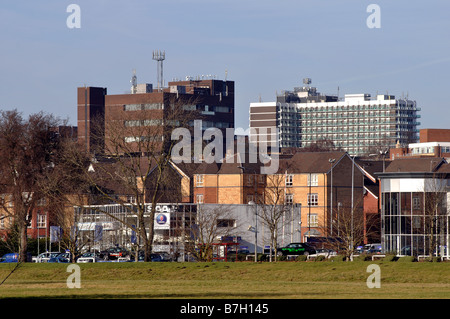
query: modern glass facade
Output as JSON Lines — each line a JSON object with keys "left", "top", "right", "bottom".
{"left": 380, "top": 177, "right": 449, "bottom": 258}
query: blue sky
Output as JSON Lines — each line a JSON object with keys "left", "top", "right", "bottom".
{"left": 1, "top": 1, "right": 449, "bottom": 131}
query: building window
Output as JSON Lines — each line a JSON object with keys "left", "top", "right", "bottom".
{"left": 307, "top": 193, "right": 319, "bottom": 206}
{"left": 258, "top": 175, "right": 265, "bottom": 184}
{"left": 196, "top": 194, "right": 204, "bottom": 204}
{"left": 217, "top": 219, "right": 236, "bottom": 228}
{"left": 286, "top": 194, "right": 294, "bottom": 205}
{"left": 285, "top": 174, "right": 293, "bottom": 187}
{"left": 196, "top": 175, "right": 204, "bottom": 187}
{"left": 37, "top": 214, "right": 47, "bottom": 228}
{"left": 247, "top": 175, "right": 254, "bottom": 186}
{"left": 127, "top": 196, "right": 136, "bottom": 204}
{"left": 412, "top": 196, "right": 421, "bottom": 210}
{"left": 308, "top": 214, "right": 318, "bottom": 227}
{"left": 307, "top": 174, "right": 318, "bottom": 186}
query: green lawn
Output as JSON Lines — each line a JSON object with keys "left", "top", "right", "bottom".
{"left": 0, "top": 260, "right": 449, "bottom": 299}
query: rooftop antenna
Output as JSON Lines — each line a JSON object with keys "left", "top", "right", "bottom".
{"left": 152, "top": 50, "right": 165, "bottom": 91}
{"left": 130, "top": 69, "right": 137, "bottom": 94}
{"left": 225, "top": 69, "right": 228, "bottom": 81}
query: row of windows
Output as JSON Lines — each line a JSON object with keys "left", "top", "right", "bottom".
{"left": 285, "top": 174, "right": 318, "bottom": 187}
{"left": 296, "top": 103, "right": 415, "bottom": 113}
{"left": 195, "top": 174, "right": 320, "bottom": 188}
{"left": 124, "top": 103, "right": 163, "bottom": 111}
{"left": 0, "top": 214, "right": 48, "bottom": 229}
{"left": 124, "top": 135, "right": 163, "bottom": 143}
{"left": 196, "top": 192, "right": 319, "bottom": 207}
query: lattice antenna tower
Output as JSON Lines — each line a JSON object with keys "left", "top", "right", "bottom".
{"left": 152, "top": 50, "right": 166, "bottom": 91}
{"left": 130, "top": 69, "right": 137, "bottom": 94}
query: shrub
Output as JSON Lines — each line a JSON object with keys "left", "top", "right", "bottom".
{"left": 330, "top": 255, "right": 346, "bottom": 262}
{"left": 295, "top": 255, "right": 308, "bottom": 262}
{"left": 382, "top": 254, "right": 398, "bottom": 262}
{"left": 397, "top": 256, "right": 416, "bottom": 262}
{"left": 257, "top": 253, "right": 267, "bottom": 262}
{"left": 314, "top": 255, "right": 326, "bottom": 262}
{"left": 353, "top": 254, "right": 371, "bottom": 261}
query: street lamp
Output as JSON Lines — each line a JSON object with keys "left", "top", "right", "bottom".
{"left": 350, "top": 154, "right": 355, "bottom": 255}
{"left": 329, "top": 158, "right": 336, "bottom": 236}
{"left": 248, "top": 200, "right": 258, "bottom": 262}
{"left": 337, "top": 202, "right": 342, "bottom": 237}
{"left": 295, "top": 203, "right": 302, "bottom": 242}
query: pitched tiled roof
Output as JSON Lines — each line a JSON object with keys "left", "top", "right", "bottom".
{"left": 384, "top": 157, "right": 445, "bottom": 173}
{"left": 279, "top": 151, "right": 348, "bottom": 174}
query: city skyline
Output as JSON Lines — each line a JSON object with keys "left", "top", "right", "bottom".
{"left": 1, "top": 1, "right": 449, "bottom": 132}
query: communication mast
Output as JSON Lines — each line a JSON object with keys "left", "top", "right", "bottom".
{"left": 152, "top": 50, "right": 165, "bottom": 91}
{"left": 130, "top": 69, "right": 137, "bottom": 94}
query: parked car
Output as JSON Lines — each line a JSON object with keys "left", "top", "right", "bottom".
{"left": 76, "top": 252, "right": 102, "bottom": 263}
{"left": 278, "top": 243, "right": 316, "bottom": 256}
{"left": 364, "top": 243, "right": 382, "bottom": 254}
{"left": 157, "top": 252, "right": 172, "bottom": 262}
{"left": 101, "top": 247, "right": 129, "bottom": 260}
{"left": 0, "top": 253, "right": 19, "bottom": 263}
{"left": 129, "top": 251, "right": 165, "bottom": 262}
{"left": 48, "top": 252, "right": 71, "bottom": 263}
{"left": 35, "top": 252, "right": 62, "bottom": 263}
{"left": 313, "top": 248, "right": 336, "bottom": 258}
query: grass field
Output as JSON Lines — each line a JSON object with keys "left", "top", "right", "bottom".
{"left": 0, "top": 260, "right": 449, "bottom": 299}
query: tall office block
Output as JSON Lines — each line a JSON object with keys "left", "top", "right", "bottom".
{"left": 250, "top": 79, "right": 421, "bottom": 156}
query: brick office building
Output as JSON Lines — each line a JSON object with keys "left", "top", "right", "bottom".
{"left": 77, "top": 78, "right": 235, "bottom": 155}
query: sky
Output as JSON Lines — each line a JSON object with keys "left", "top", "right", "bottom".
{"left": 1, "top": 0, "right": 450, "bottom": 131}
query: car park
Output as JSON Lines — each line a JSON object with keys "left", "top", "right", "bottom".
{"left": 278, "top": 243, "right": 316, "bottom": 256}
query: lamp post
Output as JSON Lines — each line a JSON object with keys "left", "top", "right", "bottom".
{"left": 337, "top": 202, "right": 342, "bottom": 237}
{"left": 329, "top": 158, "right": 336, "bottom": 236}
{"left": 350, "top": 154, "right": 355, "bottom": 256}
{"left": 295, "top": 203, "right": 302, "bottom": 242}
{"left": 248, "top": 200, "right": 258, "bottom": 262}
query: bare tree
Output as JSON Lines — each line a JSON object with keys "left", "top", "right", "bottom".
{"left": 257, "top": 173, "right": 290, "bottom": 262}
{"left": 0, "top": 110, "right": 62, "bottom": 262}
{"left": 423, "top": 174, "right": 448, "bottom": 259}
{"left": 39, "top": 138, "right": 93, "bottom": 262}
{"left": 319, "top": 199, "right": 376, "bottom": 261}
{"left": 80, "top": 95, "right": 199, "bottom": 261}
{"left": 185, "top": 204, "right": 237, "bottom": 262}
